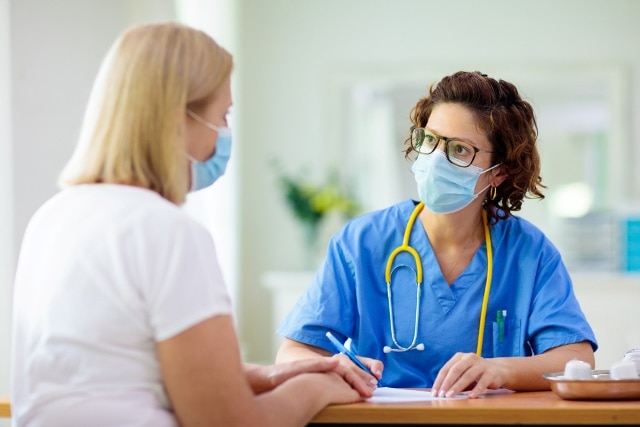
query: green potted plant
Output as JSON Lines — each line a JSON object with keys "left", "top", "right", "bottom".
{"left": 276, "top": 165, "right": 360, "bottom": 265}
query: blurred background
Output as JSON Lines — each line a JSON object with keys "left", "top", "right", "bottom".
{"left": 1, "top": 0, "right": 640, "bottom": 414}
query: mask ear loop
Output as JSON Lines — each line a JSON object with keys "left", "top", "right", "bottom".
{"left": 187, "top": 109, "right": 221, "bottom": 132}
{"left": 481, "top": 163, "right": 502, "bottom": 202}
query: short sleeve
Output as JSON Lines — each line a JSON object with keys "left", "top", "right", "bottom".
{"left": 277, "top": 236, "right": 359, "bottom": 352}
{"left": 527, "top": 250, "right": 598, "bottom": 354}
{"left": 138, "top": 214, "right": 232, "bottom": 341}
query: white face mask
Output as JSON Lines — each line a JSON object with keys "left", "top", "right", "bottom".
{"left": 411, "top": 150, "right": 499, "bottom": 214}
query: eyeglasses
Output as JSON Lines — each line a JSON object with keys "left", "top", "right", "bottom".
{"left": 410, "top": 126, "right": 493, "bottom": 168}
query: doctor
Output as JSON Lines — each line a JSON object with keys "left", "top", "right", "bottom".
{"left": 276, "top": 71, "right": 597, "bottom": 399}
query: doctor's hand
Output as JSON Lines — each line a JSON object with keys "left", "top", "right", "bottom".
{"left": 431, "top": 352, "right": 507, "bottom": 399}
{"left": 332, "top": 353, "right": 383, "bottom": 398}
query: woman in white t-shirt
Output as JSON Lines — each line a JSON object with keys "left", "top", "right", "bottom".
{"left": 10, "top": 22, "right": 369, "bottom": 427}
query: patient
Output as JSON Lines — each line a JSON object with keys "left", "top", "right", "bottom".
{"left": 10, "top": 22, "right": 365, "bottom": 427}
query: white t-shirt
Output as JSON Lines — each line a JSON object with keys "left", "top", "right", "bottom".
{"left": 11, "top": 184, "right": 232, "bottom": 426}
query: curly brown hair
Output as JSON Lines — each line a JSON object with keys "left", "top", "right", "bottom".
{"left": 404, "top": 71, "right": 545, "bottom": 224}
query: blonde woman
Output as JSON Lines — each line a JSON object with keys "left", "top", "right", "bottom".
{"left": 11, "top": 22, "right": 364, "bottom": 427}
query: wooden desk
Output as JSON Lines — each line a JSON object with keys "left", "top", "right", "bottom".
{"left": 0, "top": 395, "right": 10, "bottom": 418}
{"left": 309, "top": 390, "right": 640, "bottom": 426}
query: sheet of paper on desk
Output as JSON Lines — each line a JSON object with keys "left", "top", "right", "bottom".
{"left": 367, "top": 387, "right": 468, "bottom": 403}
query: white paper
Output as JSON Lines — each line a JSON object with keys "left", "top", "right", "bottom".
{"left": 366, "top": 387, "right": 468, "bottom": 403}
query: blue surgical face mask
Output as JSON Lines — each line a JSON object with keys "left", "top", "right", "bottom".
{"left": 411, "top": 150, "right": 499, "bottom": 214}
{"left": 186, "top": 110, "right": 232, "bottom": 192}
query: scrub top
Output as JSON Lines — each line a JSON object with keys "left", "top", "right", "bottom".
{"left": 277, "top": 198, "right": 598, "bottom": 388}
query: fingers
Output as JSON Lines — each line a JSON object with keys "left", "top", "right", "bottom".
{"left": 466, "top": 373, "right": 494, "bottom": 399}
{"left": 274, "top": 354, "right": 383, "bottom": 398}
{"left": 431, "top": 353, "right": 459, "bottom": 397}
{"left": 293, "top": 356, "right": 340, "bottom": 374}
{"left": 265, "top": 357, "right": 340, "bottom": 391}
{"left": 360, "top": 356, "right": 384, "bottom": 380}
{"left": 332, "top": 354, "right": 378, "bottom": 397}
{"left": 432, "top": 353, "right": 497, "bottom": 399}
{"left": 324, "top": 372, "right": 365, "bottom": 404}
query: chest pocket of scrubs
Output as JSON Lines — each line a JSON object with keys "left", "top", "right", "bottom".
{"left": 492, "top": 318, "right": 521, "bottom": 357}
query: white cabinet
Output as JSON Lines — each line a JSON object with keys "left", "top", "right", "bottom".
{"left": 262, "top": 271, "right": 314, "bottom": 358}
{"left": 571, "top": 273, "right": 640, "bottom": 369}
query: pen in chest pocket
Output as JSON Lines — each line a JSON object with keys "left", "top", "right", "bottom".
{"left": 497, "top": 310, "right": 507, "bottom": 342}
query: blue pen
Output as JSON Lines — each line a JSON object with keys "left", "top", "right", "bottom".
{"left": 325, "top": 331, "right": 372, "bottom": 375}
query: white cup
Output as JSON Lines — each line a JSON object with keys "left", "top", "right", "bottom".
{"left": 610, "top": 360, "right": 639, "bottom": 380}
{"left": 623, "top": 348, "right": 640, "bottom": 372}
{"left": 563, "top": 359, "right": 592, "bottom": 379}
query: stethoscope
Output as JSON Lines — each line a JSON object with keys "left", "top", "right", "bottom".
{"left": 382, "top": 202, "right": 494, "bottom": 355}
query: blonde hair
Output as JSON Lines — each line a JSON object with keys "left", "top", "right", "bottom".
{"left": 59, "top": 22, "right": 233, "bottom": 205}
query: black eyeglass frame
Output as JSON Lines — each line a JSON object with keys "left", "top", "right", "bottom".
{"left": 409, "top": 126, "right": 494, "bottom": 168}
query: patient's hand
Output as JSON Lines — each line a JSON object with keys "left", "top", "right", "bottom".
{"left": 245, "top": 357, "right": 361, "bottom": 394}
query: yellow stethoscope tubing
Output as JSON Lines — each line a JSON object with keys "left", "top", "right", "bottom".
{"left": 384, "top": 202, "right": 425, "bottom": 352}
{"left": 384, "top": 202, "right": 493, "bottom": 356}
{"left": 476, "top": 209, "right": 492, "bottom": 356}
{"left": 384, "top": 202, "right": 424, "bottom": 284}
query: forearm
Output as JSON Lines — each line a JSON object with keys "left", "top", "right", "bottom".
{"left": 244, "top": 363, "right": 273, "bottom": 394}
{"left": 276, "top": 338, "right": 331, "bottom": 363}
{"left": 254, "top": 374, "right": 333, "bottom": 427}
{"left": 495, "top": 341, "right": 594, "bottom": 391}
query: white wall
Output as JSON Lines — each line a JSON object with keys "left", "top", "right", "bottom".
{"left": 236, "top": 0, "right": 640, "bottom": 363}
{"left": 10, "top": 0, "right": 176, "bottom": 266}
{"left": 0, "top": 0, "right": 14, "bottom": 412}
{"left": 178, "top": 0, "right": 241, "bottom": 319}
{"left": 1, "top": 0, "right": 175, "bottom": 407}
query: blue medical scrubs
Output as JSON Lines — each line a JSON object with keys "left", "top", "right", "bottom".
{"left": 277, "top": 198, "right": 598, "bottom": 388}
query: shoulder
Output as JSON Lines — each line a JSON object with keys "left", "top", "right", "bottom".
{"left": 492, "top": 213, "right": 544, "bottom": 237}
{"left": 491, "top": 213, "right": 559, "bottom": 256}
{"left": 43, "top": 184, "right": 208, "bottom": 245}
{"left": 327, "top": 199, "right": 420, "bottom": 260}
{"left": 118, "top": 187, "right": 212, "bottom": 250}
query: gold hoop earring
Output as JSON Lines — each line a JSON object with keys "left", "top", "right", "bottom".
{"left": 489, "top": 186, "right": 497, "bottom": 201}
